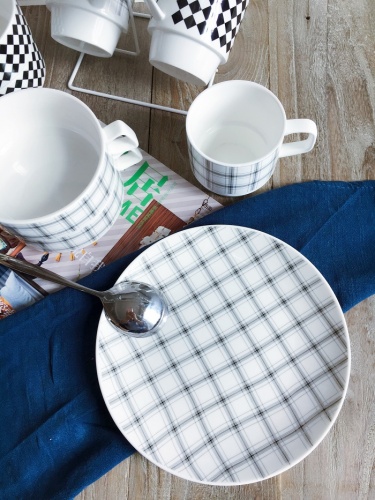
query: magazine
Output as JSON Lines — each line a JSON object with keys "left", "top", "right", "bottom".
{"left": 0, "top": 150, "right": 222, "bottom": 319}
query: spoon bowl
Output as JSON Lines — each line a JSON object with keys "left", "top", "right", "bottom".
{"left": 0, "top": 253, "right": 168, "bottom": 337}
{"left": 99, "top": 280, "right": 168, "bottom": 336}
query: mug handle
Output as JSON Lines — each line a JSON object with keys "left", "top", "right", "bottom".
{"left": 143, "top": 0, "right": 166, "bottom": 21}
{"left": 103, "top": 121, "right": 143, "bottom": 170}
{"left": 279, "top": 119, "right": 317, "bottom": 158}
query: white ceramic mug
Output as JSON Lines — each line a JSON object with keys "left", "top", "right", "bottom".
{"left": 0, "top": 0, "right": 45, "bottom": 96}
{"left": 46, "top": 0, "right": 131, "bottom": 58}
{"left": 144, "top": 0, "right": 250, "bottom": 86}
{"left": 0, "top": 88, "right": 142, "bottom": 251}
{"left": 186, "top": 80, "right": 318, "bottom": 196}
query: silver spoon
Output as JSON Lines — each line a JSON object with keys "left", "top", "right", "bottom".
{"left": 0, "top": 253, "right": 168, "bottom": 338}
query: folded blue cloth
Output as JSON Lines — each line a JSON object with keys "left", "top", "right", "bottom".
{"left": 1, "top": 180, "right": 374, "bottom": 499}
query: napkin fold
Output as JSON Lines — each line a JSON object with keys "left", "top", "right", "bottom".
{"left": 0, "top": 180, "right": 374, "bottom": 499}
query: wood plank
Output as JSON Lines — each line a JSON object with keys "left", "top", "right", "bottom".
{"left": 326, "top": 0, "right": 375, "bottom": 181}
{"left": 268, "top": 0, "right": 329, "bottom": 187}
{"left": 78, "top": 451, "right": 281, "bottom": 500}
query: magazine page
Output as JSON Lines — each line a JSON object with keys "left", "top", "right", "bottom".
{"left": 0, "top": 150, "right": 222, "bottom": 318}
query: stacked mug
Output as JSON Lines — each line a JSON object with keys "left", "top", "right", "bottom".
{"left": 0, "top": 87, "right": 142, "bottom": 251}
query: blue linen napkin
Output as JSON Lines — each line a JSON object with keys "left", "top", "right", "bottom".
{"left": 0, "top": 180, "right": 374, "bottom": 499}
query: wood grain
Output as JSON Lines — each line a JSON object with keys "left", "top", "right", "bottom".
{"left": 22, "top": 1, "right": 375, "bottom": 498}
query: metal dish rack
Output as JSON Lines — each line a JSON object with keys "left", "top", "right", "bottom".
{"left": 19, "top": 0, "right": 215, "bottom": 115}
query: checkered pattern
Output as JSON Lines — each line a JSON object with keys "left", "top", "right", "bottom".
{"left": 188, "top": 143, "right": 278, "bottom": 196}
{"left": 97, "top": 225, "right": 350, "bottom": 484}
{"left": 211, "top": 0, "right": 249, "bottom": 51}
{"left": 171, "top": 0, "right": 249, "bottom": 52}
{"left": 0, "top": 4, "right": 45, "bottom": 96}
{"left": 0, "top": 156, "right": 123, "bottom": 251}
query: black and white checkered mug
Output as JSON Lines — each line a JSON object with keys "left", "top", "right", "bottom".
{"left": 46, "top": 0, "right": 130, "bottom": 57}
{"left": 0, "top": 88, "right": 142, "bottom": 251}
{"left": 144, "top": 0, "right": 250, "bottom": 86}
{"left": 186, "top": 80, "right": 318, "bottom": 197}
{"left": 0, "top": 0, "right": 45, "bottom": 96}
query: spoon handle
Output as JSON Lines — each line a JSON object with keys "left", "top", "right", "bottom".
{"left": 0, "top": 254, "right": 104, "bottom": 299}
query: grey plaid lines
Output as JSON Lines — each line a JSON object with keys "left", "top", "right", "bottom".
{"left": 0, "top": 4, "right": 45, "bottom": 95}
{"left": 0, "top": 155, "right": 123, "bottom": 250}
{"left": 97, "top": 225, "right": 349, "bottom": 483}
{"left": 188, "top": 143, "right": 278, "bottom": 196}
{"left": 171, "top": 0, "right": 249, "bottom": 52}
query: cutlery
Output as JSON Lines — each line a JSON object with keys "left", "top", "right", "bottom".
{"left": 0, "top": 253, "right": 168, "bottom": 337}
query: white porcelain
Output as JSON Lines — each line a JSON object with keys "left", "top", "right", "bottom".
{"left": 144, "top": 0, "right": 250, "bottom": 86}
{"left": 46, "top": 0, "right": 130, "bottom": 57}
{"left": 0, "top": 0, "right": 45, "bottom": 95}
{"left": 0, "top": 88, "right": 142, "bottom": 251}
{"left": 96, "top": 225, "right": 350, "bottom": 484}
{"left": 186, "top": 80, "right": 318, "bottom": 196}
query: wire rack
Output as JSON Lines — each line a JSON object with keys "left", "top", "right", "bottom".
{"left": 20, "top": 0, "right": 215, "bottom": 115}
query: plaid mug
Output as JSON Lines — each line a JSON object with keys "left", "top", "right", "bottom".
{"left": 186, "top": 80, "right": 318, "bottom": 197}
{"left": 0, "top": 0, "right": 45, "bottom": 96}
{"left": 0, "top": 88, "right": 142, "bottom": 251}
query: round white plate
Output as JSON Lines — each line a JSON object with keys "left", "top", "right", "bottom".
{"left": 96, "top": 225, "right": 350, "bottom": 484}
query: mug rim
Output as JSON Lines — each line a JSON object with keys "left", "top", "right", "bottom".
{"left": 0, "top": 0, "right": 16, "bottom": 40}
{"left": 0, "top": 88, "right": 107, "bottom": 226}
{"left": 186, "top": 80, "right": 287, "bottom": 168}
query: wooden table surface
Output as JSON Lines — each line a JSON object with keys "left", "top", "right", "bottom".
{"left": 23, "top": 1, "right": 375, "bottom": 498}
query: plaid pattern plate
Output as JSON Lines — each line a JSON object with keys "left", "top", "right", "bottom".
{"left": 96, "top": 225, "right": 350, "bottom": 484}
